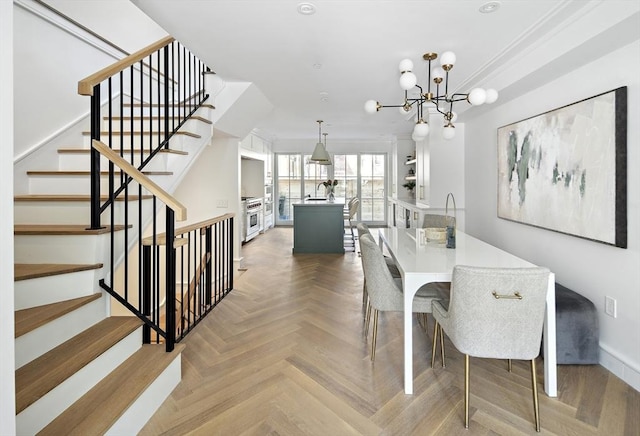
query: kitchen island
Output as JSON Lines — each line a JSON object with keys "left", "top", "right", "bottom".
{"left": 293, "top": 198, "right": 345, "bottom": 254}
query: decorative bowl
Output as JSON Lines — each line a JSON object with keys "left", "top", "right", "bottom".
{"left": 425, "top": 227, "right": 447, "bottom": 243}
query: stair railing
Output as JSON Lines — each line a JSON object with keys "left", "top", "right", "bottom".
{"left": 92, "top": 140, "right": 235, "bottom": 351}
{"left": 78, "top": 37, "right": 228, "bottom": 352}
{"left": 78, "top": 36, "right": 210, "bottom": 230}
{"left": 145, "top": 214, "right": 235, "bottom": 345}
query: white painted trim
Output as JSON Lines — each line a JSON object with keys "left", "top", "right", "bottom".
{"left": 600, "top": 343, "right": 640, "bottom": 392}
{"left": 13, "top": 110, "right": 89, "bottom": 163}
{"left": 14, "top": 0, "right": 125, "bottom": 61}
{"left": 105, "top": 352, "right": 182, "bottom": 435}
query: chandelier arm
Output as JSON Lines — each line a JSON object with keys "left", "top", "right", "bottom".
{"left": 449, "top": 93, "right": 472, "bottom": 102}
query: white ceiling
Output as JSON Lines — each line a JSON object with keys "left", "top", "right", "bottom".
{"left": 130, "top": 0, "right": 596, "bottom": 141}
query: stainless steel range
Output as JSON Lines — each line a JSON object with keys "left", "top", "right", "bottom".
{"left": 242, "top": 197, "right": 263, "bottom": 242}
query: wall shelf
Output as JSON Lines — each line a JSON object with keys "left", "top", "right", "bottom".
{"left": 405, "top": 158, "right": 417, "bottom": 165}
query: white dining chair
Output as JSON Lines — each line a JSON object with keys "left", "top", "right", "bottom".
{"left": 431, "top": 265, "right": 550, "bottom": 432}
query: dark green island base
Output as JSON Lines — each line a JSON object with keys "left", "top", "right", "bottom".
{"left": 293, "top": 198, "right": 345, "bottom": 254}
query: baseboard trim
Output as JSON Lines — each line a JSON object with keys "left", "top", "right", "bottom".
{"left": 599, "top": 343, "right": 640, "bottom": 392}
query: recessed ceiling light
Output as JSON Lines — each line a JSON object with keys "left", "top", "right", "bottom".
{"left": 319, "top": 92, "right": 329, "bottom": 102}
{"left": 297, "top": 2, "right": 316, "bottom": 15}
{"left": 479, "top": 1, "right": 501, "bottom": 13}
{"left": 313, "top": 63, "right": 322, "bottom": 69}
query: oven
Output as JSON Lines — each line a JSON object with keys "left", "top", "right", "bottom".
{"left": 242, "top": 197, "right": 263, "bottom": 242}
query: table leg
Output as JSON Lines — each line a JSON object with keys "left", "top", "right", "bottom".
{"left": 404, "top": 286, "right": 413, "bottom": 394}
{"left": 544, "top": 272, "right": 557, "bottom": 397}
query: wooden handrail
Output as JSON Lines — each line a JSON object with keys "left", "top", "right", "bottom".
{"left": 147, "top": 214, "right": 235, "bottom": 242}
{"left": 92, "top": 140, "right": 186, "bottom": 221}
{"left": 78, "top": 36, "right": 175, "bottom": 96}
{"left": 174, "top": 214, "right": 235, "bottom": 236}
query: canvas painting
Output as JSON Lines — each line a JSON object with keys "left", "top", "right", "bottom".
{"left": 497, "top": 87, "right": 627, "bottom": 248}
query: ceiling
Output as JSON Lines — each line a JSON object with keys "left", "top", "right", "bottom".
{"left": 131, "top": 0, "right": 593, "bottom": 141}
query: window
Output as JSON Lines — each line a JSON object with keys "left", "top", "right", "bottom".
{"left": 276, "top": 154, "right": 301, "bottom": 222}
{"left": 275, "top": 152, "right": 386, "bottom": 225}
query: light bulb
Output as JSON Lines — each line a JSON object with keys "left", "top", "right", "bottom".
{"left": 398, "top": 58, "right": 413, "bottom": 73}
{"left": 468, "top": 88, "right": 487, "bottom": 105}
{"left": 485, "top": 88, "right": 499, "bottom": 104}
{"left": 431, "top": 66, "right": 445, "bottom": 83}
{"left": 440, "top": 51, "right": 456, "bottom": 68}
{"left": 443, "top": 124, "right": 456, "bottom": 140}
{"left": 399, "top": 71, "right": 417, "bottom": 90}
{"left": 413, "top": 121, "right": 429, "bottom": 138}
{"left": 364, "top": 100, "right": 379, "bottom": 114}
{"left": 412, "top": 131, "right": 425, "bottom": 142}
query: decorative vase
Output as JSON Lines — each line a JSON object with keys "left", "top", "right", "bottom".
{"left": 326, "top": 187, "right": 335, "bottom": 202}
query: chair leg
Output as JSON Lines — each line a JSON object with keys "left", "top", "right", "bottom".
{"left": 362, "top": 280, "right": 368, "bottom": 308}
{"left": 371, "top": 309, "right": 379, "bottom": 361}
{"left": 531, "top": 359, "right": 541, "bottom": 432}
{"left": 464, "top": 354, "right": 470, "bottom": 429}
{"left": 439, "top": 324, "right": 446, "bottom": 368}
{"left": 431, "top": 321, "right": 439, "bottom": 368}
{"left": 507, "top": 359, "right": 512, "bottom": 372}
{"left": 365, "top": 302, "right": 372, "bottom": 337}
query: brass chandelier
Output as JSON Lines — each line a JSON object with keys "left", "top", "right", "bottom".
{"left": 364, "top": 51, "right": 498, "bottom": 140}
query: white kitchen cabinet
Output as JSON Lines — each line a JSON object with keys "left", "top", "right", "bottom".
{"left": 415, "top": 137, "right": 430, "bottom": 206}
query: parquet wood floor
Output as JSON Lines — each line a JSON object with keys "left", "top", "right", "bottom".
{"left": 140, "top": 227, "right": 639, "bottom": 436}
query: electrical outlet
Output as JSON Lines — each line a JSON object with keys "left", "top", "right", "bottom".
{"left": 605, "top": 296, "right": 617, "bottom": 318}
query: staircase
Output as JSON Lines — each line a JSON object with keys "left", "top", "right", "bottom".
{"left": 13, "top": 100, "right": 214, "bottom": 434}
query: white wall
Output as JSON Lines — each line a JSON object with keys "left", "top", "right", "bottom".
{"left": 465, "top": 40, "right": 640, "bottom": 390}
{"left": 241, "top": 158, "right": 265, "bottom": 198}
{"left": 173, "top": 137, "right": 244, "bottom": 261}
{"left": 1, "top": 2, "right": 16, "bottom": 433}
{"left": 13, "top": 1, "right": 123, "bottom": 160}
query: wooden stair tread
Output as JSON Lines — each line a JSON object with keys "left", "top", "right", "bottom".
{"left": 27, "top": 170, "right": 173, "bottom": 176}
{"left": 14, "top": 194, "right": 154, "bottom": 202}
{"left": 15, "top": 263, "right": 103, "bottom": 281}
{"left": 15, "top": 316, "right": 143, "bottom": 413}
{"left": 39, "top": 343, "right": 185, "bottom": 436}
{"left": 82, "top": 130, "right": 201, "bottom": 138}
{"left": 57, "top": 147, "right": 188, "bottom": 156}
{"left": 15, "top": 293, "right": 102, "bottom": 339}
{"left": 14, "top": 224, "right": 130, "bottom": 235}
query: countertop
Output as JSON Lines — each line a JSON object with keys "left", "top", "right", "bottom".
{"left": 294, "top": 198, "right": 345, "bottom": 206}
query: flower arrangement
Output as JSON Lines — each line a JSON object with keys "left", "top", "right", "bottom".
{"left": 402, "top": 181, "right": 415, "bottom": 191}
{"left": 320, "top": 179, "right": 339, "bottom": 189}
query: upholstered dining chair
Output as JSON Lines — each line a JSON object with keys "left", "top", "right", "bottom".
{"left": 359, "top": 233, "right": 441, "bottom": 361}
{"left": 431, "top": 265, "right": 550, "bottom": 432}
{"left": 422, "top": 213, "right": 455, "bottom": 229}
{"left": 344, "top": 197, "right": 360, "bottom": 250}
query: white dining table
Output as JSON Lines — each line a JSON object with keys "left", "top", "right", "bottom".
{"left": 378, "top": 227, "right": 557, "bottom": 397}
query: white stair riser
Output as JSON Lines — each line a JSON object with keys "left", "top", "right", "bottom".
{"left": 15, "top": 295, "right": 105, "bottom": 369}
{"left": 120, "top": 105, "right": 212, "bottom": 118}
{"left": 58, "top": 152, "right": 170, "bottom": 172}
{"left": 14, "top": 199, "right": 150, "bottom": 225}
{"left": 82, "top": 133, "right": 189, "bottom": 149}
{"left": 16, "top": 327, "right": 142, "bottom": 436}
{"left": 105, "top": 352, "right": 181, "bottom": 435}
{"left": 15, "top": 233, "right": 125, "bottom": 264}
{"left": 102, "top": 117, "right": 205, "bottom": 133}
{"left": 28, "top": 176, "right": 153, "bottom": 196}
{"left": 15, "top": 268, "right": 103, "bottom": 310}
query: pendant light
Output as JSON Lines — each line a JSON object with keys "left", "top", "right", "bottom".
{"left": 310, "top": 120, "right": 331, "bottom": 164}
{"left": 318, "top": 132, "right": 332, "bottom": 165}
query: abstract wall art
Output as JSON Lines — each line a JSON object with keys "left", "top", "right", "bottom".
{"left": 497, "top": 87, "right": 627, "bottom": 248}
